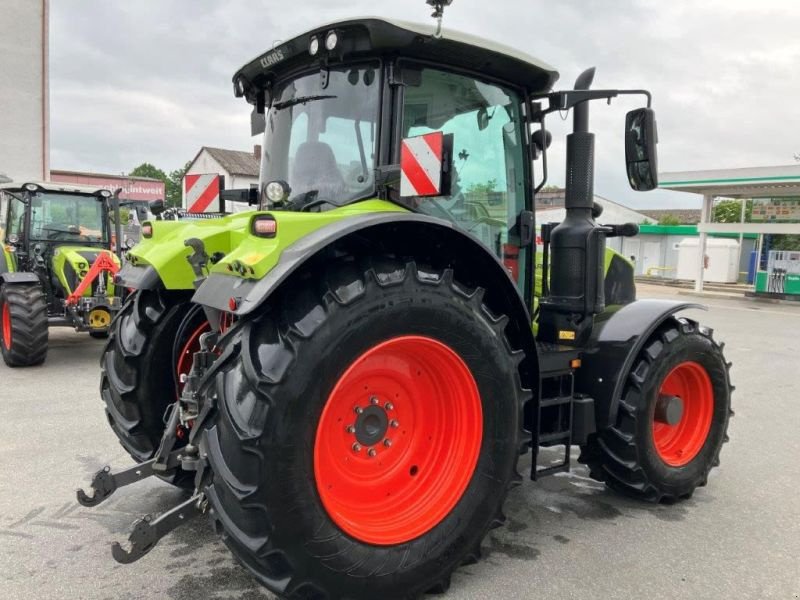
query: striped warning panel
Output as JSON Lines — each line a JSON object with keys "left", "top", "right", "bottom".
{"left": 184, "top": 173, "right": 221, "bottom": 213}
{"left": 400, "top": 132, "right": 444, "bottom": 197}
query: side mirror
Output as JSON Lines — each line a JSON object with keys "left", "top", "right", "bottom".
{"left": 399, "top": 131, "right": 454, "bottom": 198}
{"left": 625, "top": 107, "right": 658, "bottom": 191}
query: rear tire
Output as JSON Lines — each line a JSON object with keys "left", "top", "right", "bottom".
{"left": 0, "top": 283, "right": 48, "bottom": 367}
{"left": 579, "top": 317, "right": 732, "bottom": 502}
{"left": 101, "top": 289, "right": 205, "bottom": 488}
{"left": 201, "top": 260, "right": 528, "bottom": 600}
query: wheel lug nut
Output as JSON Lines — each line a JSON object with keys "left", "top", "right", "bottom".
{"left": 370, "top": 396, "right": 379, "bottom": 405}
{"left": 354, "top": 406, "right": 363, "bottom": 415}
{"left": 390, "top": 420, "right": 399, "bottom": 428}
{"left": 368, "top": 448, "right": 377, "bottom": 458}
{"left": 383, "top": 439, "right": 392, "bottom": 447}
{"left": 385, "top": 403, "right": 394, "bottom": 411}
{"left": 346, "top": 425, "right": 355, "bottom": 434}
{"left": 352, "top": 443, "right": 362, "bottom": 452}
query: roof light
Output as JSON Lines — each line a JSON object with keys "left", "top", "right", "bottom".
{"left": 234, "top": 76, "right": 246, "bottom": 98}
{"left": 309, "top": 36, "right": 320, "bottom": 56}
{"left": 252, "top": 215, "right": 277, "bottom": 238}
{"left": 24, "top": 183, "right": 39, "bottom": 192}
{"left": 325, "top": 30, "right": 338, "bottom": 51}
{"left": 265, "top": 180, "right": 290, "bottom": 205}
{"left": 142, "top": 223, "right": 153, "bottom": 238}
{"left": 99, "top": 189, "right": 112, "bottom": 198}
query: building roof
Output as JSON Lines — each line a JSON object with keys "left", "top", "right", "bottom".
{"left": 234, "top": 17, "right": 558, "bottom": 105}
{"left": 50, "top": 169, "right": 163, "bottom": 182}
{"left": 195, "top": 147, "right": 260, "bottom": 177}
{"left": 639, "top": 209, "right": 701, "bottom": 224}
{"left": 659, "top": 165, "right": 800, "bottom": 197}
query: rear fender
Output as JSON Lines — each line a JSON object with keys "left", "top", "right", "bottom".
{"left": 192, "top": 212, "right": 539, "bottom": 390}
{"left": 575, "top": 299, "right": 706, "bottom": 430}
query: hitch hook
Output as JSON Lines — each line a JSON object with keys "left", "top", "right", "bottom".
{"left": 111, "top": 493, "right": 206, "bottom": 564}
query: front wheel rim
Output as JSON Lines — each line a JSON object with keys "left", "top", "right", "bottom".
{"left": 1, "top": 301, "right": 11, "bottom": 350}
{"left": 314, "top": 335, "right": 483, "bottom": 546}
{"left": 652, "top": 361, "right": 714, "bottom": 467}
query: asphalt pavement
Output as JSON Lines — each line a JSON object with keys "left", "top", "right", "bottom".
{"left": 1, "top": 286, "right": 798, "bottom": 600}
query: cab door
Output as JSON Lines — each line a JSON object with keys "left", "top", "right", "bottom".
{"left": 399, "top": 66, "right": 530, "bottom": 293}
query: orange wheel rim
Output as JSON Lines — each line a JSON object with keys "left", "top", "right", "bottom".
{"left": 1, "top": 301, "right": 11, "bottom": 351}
{"left": 653, "top": 361, "right": 714, "bottom": 467}
{"left": 314, "top": 335, "right": 483, "bottom": 545}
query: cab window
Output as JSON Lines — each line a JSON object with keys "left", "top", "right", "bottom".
{"left": 401, "top": 67, "right": 527, "bottom": 286}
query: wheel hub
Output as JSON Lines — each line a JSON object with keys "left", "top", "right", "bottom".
{"left": 352, "top": 401, "right": 390, "bottom": 448}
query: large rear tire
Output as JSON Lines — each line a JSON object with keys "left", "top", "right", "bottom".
{"left": 579, "top": 317, "right": 732, "bottom": 502}
{"left": 0, "top": 283, "right": 48, "bottom": 367}
{"left": 101, "top": 289, "right": 207, "bottom": 488}
{"left": 201, "top": 260, "right": 528, "bottom": 600}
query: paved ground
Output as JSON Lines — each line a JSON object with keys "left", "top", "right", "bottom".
{"left": 1, "top": 286, "right": 799, "bottom": 600}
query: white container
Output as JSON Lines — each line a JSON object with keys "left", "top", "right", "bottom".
{"left": 676, "top": 238, "right": 739, "bottom": 283}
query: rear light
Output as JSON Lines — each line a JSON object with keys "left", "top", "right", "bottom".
{"left": 142, "top": 223, "right": 153, "bottom": 238}
{"left": 252, "top": 215, "right": 277, "bottom": 237}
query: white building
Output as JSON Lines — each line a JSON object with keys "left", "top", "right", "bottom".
{"left": 185, "top": 146, "right": 260, "bottom": 212}
{"left": 0, "top": 0, "right": 49, "bottom": 181}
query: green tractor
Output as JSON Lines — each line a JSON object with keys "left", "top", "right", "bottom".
{"left": 0, "top": 181, "right": 123, "bottom": 366}
{"left": 78, "top": 6, "right": 732, "bottom": 599}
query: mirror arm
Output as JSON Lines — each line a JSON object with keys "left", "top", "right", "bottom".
{"left": 530, "top": 88, "right": 652, "bottom": 120}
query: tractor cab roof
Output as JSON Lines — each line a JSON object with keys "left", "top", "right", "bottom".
{"left": 0, "top": 181, "right": 111, "bottom": 198}
{"left": 233, "top": 17, "right": 559, "bottom": 104}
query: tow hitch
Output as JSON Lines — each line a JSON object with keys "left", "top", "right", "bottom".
{"left": 76, "top": 330, "right": 219, "bottom": 563}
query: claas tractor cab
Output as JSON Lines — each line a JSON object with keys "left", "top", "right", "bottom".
{"left": 79, "top": 5, "right": 732, "bottom": 599}
{"left": 0, "top": 181, "right": 122, "bottom": 366}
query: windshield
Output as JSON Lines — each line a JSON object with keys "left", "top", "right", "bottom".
{"left": 260, "top": 64, "right": 380, "bottom": 210}
{"left": 29, "top": 193, "right": 107, "bottom": 243}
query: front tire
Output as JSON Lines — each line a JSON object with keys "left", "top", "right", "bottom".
{"left": 580, "top": 317, "right": 732, "bottom": 502}
{"left": 202, "top": 260, "right": 527, "bottom": 600}
{"left": 0, "top": 283, "right": 49, "bottom": 367}
{"left": 101, "top": 289, "right": 207, "bottom": 487}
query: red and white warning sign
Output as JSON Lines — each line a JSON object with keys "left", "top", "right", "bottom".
{"left": 183, "top": 173, "right": 222, "bottom": 213}
{"left": 400, "top": 131, "right": 446, "bottom": 197}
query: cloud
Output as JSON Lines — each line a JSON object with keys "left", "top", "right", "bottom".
{"left": 49, "top": 0, "right": 800, "bottom": 208}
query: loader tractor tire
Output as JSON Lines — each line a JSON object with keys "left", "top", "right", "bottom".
{"left": 579, "top": 316, "right": 732, "bottom": 502}
{"left": 0, "top": 283, "right": 49, "bottom": 368}
{"left": 201, "top": 260, "right": 528, "bottom": 600}
{"left": 101, "top": 289, "right": 209, "bottom": 488}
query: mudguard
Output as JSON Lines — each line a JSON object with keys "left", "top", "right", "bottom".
{"left": 575, "top": 299, "right": 706, "bottom": 430}
{"left": 192, "top": 212, "right": 539, "bottom": 385}
{"left": 0, "top": 272, "right": 40, "bottom": 285}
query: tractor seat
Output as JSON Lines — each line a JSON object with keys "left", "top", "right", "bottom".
{"left": 291, "top": 142, "right": 346, "bottom": 203}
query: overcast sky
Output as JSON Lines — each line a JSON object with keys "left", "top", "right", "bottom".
{"left": 50, "top": 0, "right": 800, "bottom": 209}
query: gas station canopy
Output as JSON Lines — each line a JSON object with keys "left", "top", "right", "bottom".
{"left": 659, "top": 165, "right": 800, "bottom": 294}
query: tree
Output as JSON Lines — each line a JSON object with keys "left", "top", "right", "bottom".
{"left": 657, "top": 213, "right": 681, "bottom": 225}
{"left": 772, "top": 235, "right": 800, "bottom": 252}
{"left": 129, "top": 162, "right": 168, "bottom": 182}
{"left": 166, "top": 161, "right": 192, "bottom": 208}
{"left": 128, "top": 161, "right": 190, "bottom": 208}
{"left": 465, "top": 178, "right": 498, "bottom": 196}
{"left": 713, "top": 199, "right": 752, "bottom": 223}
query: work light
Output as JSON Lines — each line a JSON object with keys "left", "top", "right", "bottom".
{"left": 325, "top": 30, "right": 338, "bottom": 51}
